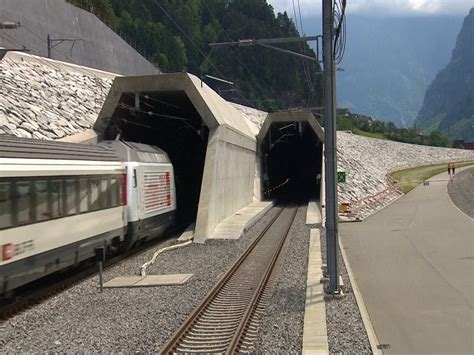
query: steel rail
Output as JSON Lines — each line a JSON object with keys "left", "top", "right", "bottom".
{"left": 161, "top": 205, "right": 298, "bottom": 353}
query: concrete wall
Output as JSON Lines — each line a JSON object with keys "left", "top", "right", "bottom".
{"left": 195, "top": 125, "right": 257, "bottom": 241}
{"left": 0, "top": 0, "right": 158, "bottom": 75}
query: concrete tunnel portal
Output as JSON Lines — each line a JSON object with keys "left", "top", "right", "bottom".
{"left": 102, "top": 90, "right": 208, "bottom": 227}
{"left": 258, "top": 112, "right": 324, "bottom": 202}
{"left": 93, "top": 73, "right": 260, "bottom": 243}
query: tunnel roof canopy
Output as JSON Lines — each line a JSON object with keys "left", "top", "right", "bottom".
{"left": 94, "top": 73, "right": 258, "bottom": 140}
{"left": 257, "top": 111, "right": 325, "bottom": 146}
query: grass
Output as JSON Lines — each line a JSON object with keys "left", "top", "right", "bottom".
{"left": 352, "top": 128, "right": 386, "bottom": 140}
{"left": 390, "top": 160, "right": 474, "bottom": 193}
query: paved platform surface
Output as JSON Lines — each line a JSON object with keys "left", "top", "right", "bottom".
{"left": 210, "top": 201, "right": 273, "bottom": 239}
{"left": 340, "top": 170, "right": 474, "bottom": 353}
{"left": 303, "top": 229, "right": 328, "bottom": 353}
{"left": 103, "top": 274, "right": 193, "bottom": 288}
{"left": 306, "top": 201, "right": 322, "bottom": 225}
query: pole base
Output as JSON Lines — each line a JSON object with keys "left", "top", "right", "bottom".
{"left": 324, "top": 288, "right": 345, "bottom": 300}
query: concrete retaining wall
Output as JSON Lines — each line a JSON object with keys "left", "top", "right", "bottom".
{"left": 195, "top": 125, "right": 257, "bottom": 240}
{"left": 0, "top": 0, "right": 158, "bottom": 75}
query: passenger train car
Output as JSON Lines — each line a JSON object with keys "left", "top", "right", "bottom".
{"left": 0, "top": 135, "right": 176, "bottom": 295}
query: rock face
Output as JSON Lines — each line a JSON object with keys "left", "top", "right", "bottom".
{"left": 416, "top": 8, "right": 474, "bottom": 141}
{"left": 0, "top": 57, "right": 112, "bottom": 140}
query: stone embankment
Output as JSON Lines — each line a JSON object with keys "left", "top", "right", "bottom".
{"left": 1, "top": 54, "right": 473, "bottom": 220}
{"left": 0, "top": 57, "right": 112, "bottom": 140}
{"left": 337, "top": 132, "right": 474, "bottom": 218}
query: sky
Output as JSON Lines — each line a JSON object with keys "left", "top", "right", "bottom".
{"left": 267, "top": 0, "right": 474, "bottom": 17}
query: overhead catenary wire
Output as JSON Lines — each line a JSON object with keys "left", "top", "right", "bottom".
{"left": 290, "top": 0, "right": 314, "bottom": 107}
{"left": 333, "top": 0, "right": 347, "bottom": 64}
{"left": 201, "top": 0, "right": 272, "bottom": 108}
{"left": 154, "top": 0, "right": 255, "bottom": 108}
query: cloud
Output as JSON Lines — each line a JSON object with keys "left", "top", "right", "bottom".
{"left": 268, "top": 0, "right": 473, "bottom": 17}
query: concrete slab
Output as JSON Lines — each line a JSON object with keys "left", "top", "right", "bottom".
{"left": 340, "top": 170, "right": 474, "bottom": 353}
{"left": 178, "top": 223, "right": 195, "bottom": 241}
{"left": 210, "top": 201, "right": 273, "bottom": 239}
{"left": 303, "top": 229, "right": 329, "bottom": 354}
{"left": 306, "top": 201, "right": 322, "bottom": 225}
{"left": 103, "top": 274, "right": 193, "bottom": 288}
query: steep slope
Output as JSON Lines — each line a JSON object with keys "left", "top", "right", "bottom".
{"left": 66, "top": 0, "right": 323, "bottom": 112}
{"left": 417, "top": 8, "right": 474, "bottom": 141}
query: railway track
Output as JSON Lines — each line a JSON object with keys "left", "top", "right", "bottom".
{"left": 0, "top": 230, "right": 181, "bottom": 320}
{"left": 161, "top": 205, "right": 298, "bottom": 354}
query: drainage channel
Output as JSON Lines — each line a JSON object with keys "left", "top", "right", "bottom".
{"left": 161, "top": 205, "right": 298, "bottom": 354}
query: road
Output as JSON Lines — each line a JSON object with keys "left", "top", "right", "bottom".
{"left": 340, "top": 169, "right": 474, "bottom": 353}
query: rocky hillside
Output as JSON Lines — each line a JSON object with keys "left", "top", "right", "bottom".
{"left": 417, "top": 8, "right": 474, "bottom": 141}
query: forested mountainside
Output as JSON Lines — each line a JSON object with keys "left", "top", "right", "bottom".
{"left": 417, "top": 8, "right": 474, "bottom": 141}
{"left": 66, "top": 0, "right": 322, "bottom": 111}
{"left": 301, "top": 15, "right": 464, "bottom": 128}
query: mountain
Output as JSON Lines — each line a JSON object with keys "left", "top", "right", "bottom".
{"left": 416, "top": 8, "right": 474, "bottom": 141}
{"left": 303, "top": 15, "right": 463, "bottom": 127}
{"left": 66, "top": 0, "right": 323, "bottom": 112}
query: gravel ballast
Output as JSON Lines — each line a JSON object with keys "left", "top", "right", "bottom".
{"left": 254, "top": 206, "right": 310, "bottom": 353}
{"left": 321, "top": 229, "right": 372, "bottom": 353}
{"left": 447, "top": 166, "right": 474, "bottom": 218}
{"left": 1, "top": 208, "right": 280, "bottom": 352}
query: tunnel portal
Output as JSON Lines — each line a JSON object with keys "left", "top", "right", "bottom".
{"left": 259, "top": 114, "right": 323, "bottom": 203}
{"left": 103, "top": 91, "right": 208, "bottom": 228}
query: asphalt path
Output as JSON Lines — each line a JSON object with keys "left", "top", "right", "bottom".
{"left": 340, "top": 168, "right": 474, "bottom": 353}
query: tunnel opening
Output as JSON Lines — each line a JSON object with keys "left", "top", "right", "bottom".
{"left": 103, "top": 91, "right": 209, "bottom": 228}
{"left": 261, "top": 121, "right": 323, "bottom": 203}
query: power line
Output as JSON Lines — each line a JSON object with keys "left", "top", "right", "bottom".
{"left": 291, "top": 0, "right": 315, "bottom": 107}
{"left": 200, "top": 0, "right": 271, "bottom": 107}
{"left": 154, "top": 0, "right": 254, "bottom": 108}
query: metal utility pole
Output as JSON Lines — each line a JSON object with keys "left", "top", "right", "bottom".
{"left": 323, "top": 0, "right": 340, "bottom": 293}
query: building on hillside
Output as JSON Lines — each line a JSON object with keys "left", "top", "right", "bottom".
{"left": 452, "top": 140, "right": 474, "bottom": 150}
{"left": 337, "top": 108, "right": 351, "bottom": 117}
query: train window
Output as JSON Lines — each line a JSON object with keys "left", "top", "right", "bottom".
{"left": 66, "top": 179, "right": 76, "bottom": 215}
{"left": 79, "top": 179, "right": 89, "bottom": 213}
{"left": 90, "top": 179, "right": 100, "bottom": 211}
{"left": 0, "top": 182, "right": 12, "bottom": 228}
{"left": 51, "top": 180, "right": 64, "bottom": 218}
{"left": 35, "top": 180, "right": 49, "bottom": 221}
{"left": 110, "top": 178, "right": 118, "bottom": 207}
{"left": 16, "top": 181, "right": 32, "bottom": 224}
{"left": 101, "top": 179, "right": 109, "bottom": 209}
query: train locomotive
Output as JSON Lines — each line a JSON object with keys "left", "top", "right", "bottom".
{"left": 0, "top": 135, "right": 176, "bottom": 295}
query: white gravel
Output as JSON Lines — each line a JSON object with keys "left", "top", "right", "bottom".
{"left": 1, "top": 208, "right": 280, "bottom": 352}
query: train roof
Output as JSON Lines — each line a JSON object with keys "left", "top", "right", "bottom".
{"left": 99, "top": 140, "right": 171, "bottom": 164}
{"left": 0, "top": 134, "right": 119, "bottom": 161}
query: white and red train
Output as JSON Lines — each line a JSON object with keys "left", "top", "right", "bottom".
{"left": 0, "top": 135, "right": 176, "bottom": 294}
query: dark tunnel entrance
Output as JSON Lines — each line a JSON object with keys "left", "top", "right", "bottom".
{"left": 261, "top": 121, "right": 323, "bottom": 203}
{"left": 103, "top": 91, "right": 208, "bottom": 228}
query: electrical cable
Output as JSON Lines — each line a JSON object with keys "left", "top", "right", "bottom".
{"left": 200, "top": 0, "right": 274, "bottom": 109}
{"left": 291, "top": 0, "right": 316, "bottom": 107}
{"left": 154, "top": 0, "right": 254, "bottom": 108}
{"left": 333, "top": 0, "right": 347, "bottom": 64}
